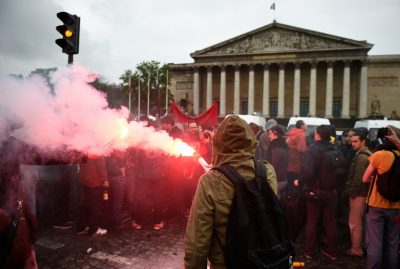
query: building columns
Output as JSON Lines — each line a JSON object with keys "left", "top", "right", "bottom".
{"left": 206, "top": 66, "right": 213, "bottom": 109}
{"left": 248, "top": 64, "right": 255, "bottom": 114}
{"left": 193, "top": 66, "right": 199, "bottom": 115}
{"left": 219, "top": 65, "right": 226, "bottom": 116}
{"left": 262, "top": 64, "right": 270, "bottom": 117}
{"left": 342, "top": 61, "right": 351, "bottom": 118}
{"left": 359, "top": 60, "right": 368, "bottom": 118}
{"left": 293, "top": 63, "right": 301, "bottom": 116}
{"left": 233, "top": 65, "right": 240, "bottom": 114}
{"left": 277, "top": 63, "right": 285, "bottom": 118}
{"left": 309, "top": 62, "right": 317, "bottom": 117}
{"left": 325, "top": 61, "right": 334, "bottom": 118}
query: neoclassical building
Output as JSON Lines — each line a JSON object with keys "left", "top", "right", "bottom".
{"left": 170, "top": 22, "right": 400, "bottom": 123}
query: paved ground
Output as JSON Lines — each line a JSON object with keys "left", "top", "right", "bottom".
{"left": 35, "top": 218, "right": 367, "bottom": 269}
{"left": 36, "top": 219, "right": 186, "bottom": 269}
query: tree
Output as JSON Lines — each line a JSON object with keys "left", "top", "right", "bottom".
{"left": 119, "top": 61, "right": 173, "bottom": 118}
{"left": 91, "top": 76, "right": 125, "bottom": 109}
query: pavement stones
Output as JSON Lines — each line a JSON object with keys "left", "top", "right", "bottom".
{"left": 36, "top": 219, "right": 367, "bottom": 269}
{"left": 36, "top": 220, "right": 186, "bottom": 269}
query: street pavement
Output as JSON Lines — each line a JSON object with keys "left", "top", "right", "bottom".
{"left": 35, "top": 218, "right": 367, "bottom": 269}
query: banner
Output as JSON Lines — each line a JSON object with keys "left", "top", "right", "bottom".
{"left": 170, "top": 101, "right": 218, "bottom": 127}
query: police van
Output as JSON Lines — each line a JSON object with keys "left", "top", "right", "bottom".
{"left": 287, "top": 116, "right": 331, "bottom": 136}
{"left": 227, "top": 114, "right": 267, "bottom": 130}
{"left": 354, "top": 119, "right": 400, "bottom": 141}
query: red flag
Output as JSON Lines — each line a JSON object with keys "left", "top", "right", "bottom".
{"left": 170, "top": 101, "right": 218, "bottom": 127}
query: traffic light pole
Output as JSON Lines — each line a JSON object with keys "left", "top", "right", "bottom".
{"left": 68, "top": 54, "right": 73, "bottom": 64}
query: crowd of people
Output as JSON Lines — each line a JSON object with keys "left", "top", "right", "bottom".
{"left": 1, "top": 112, "right": 400, "bottom": 269}
{"left": 184, "top": 117, "right": 400, "bottom": 269}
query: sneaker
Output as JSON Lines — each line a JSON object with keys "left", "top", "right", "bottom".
{"left": 346, "top": 249, "right": 363, "bottom": 257}
{"left": 91, "top": 228, "right": 107, "bottom": 237}
{"left": 131, "top": 221, "right": 142, "bottom": 230}
{"left": 153, "top": 221, "right": 166, "bottom": 230}
{"left": 76, "top": 226, "right": 89, "bottom": 235}
{"left": 321, "top": 250, "right": 337, "bottom": 261}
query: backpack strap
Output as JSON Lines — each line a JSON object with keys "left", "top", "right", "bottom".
{"left": 213, "top": 160, "right": 267, "bottom": 186}
{"left": 212, "top": 164, "right": 245, "bottom": 186}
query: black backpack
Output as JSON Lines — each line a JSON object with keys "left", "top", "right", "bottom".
{"left": 213, "top": 160, "right": 294, "bottom": 269}
{"left": 376, "top": 151, "right": 400, "bottom": 202}
{"left": 317, "top": 144, "right": 347, "bottom": 190}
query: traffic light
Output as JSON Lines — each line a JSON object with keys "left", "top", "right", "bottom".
{"left": 55, "top": 12, "right": 80, "bottom": 55}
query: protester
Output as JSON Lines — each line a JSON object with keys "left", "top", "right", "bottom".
{"left": 249, "top": 122, "right": 266, "bottom": 161}
{"left": 266, "top": 124, "right": 289, "bottom": 199}
{"left": 294, "top": 125, "right": 339, "bottom": 261}
{"left": 344, "top": 128, "right": 371, "bottom": 257}
{"left": 184, "top": 115, "right": 277, "bottom": 269}
{"left": 257, "top": 118, "right": 278, "bottom": 160}
{"left": 0, "top": 121, "right": 42, "bottom": 268}
{"left": 386, "top": 125, "right": 400, "bottom": 150}
{"left": 160, "top": 114, "right": 186, "bottom": 221}
{"left": 286, "top": 120, "right": 307, "bottom": 186}
{"left": 106, "top": 150, "right": 127, "bottom": 229}
{"left": 76, "top": 154, "right": 109, "bottom": 236}
{"left": 182, "top": 120, "right": 203, "bottom": 216}
{"left": 362, "top": 126, "right": 400, "bottom": 269}
{"left": 131, "top": 148, "right": 167, "bottom": 230}
{"left": 199, "top": 129, "right": 213, "bottom": 164}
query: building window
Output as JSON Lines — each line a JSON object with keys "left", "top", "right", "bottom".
{"left": 300, "top": 99, "right": 309, "bottom": 117}
{"left": 241, "top": 100, "right": 248, "bottom": 114}
{"left": 270, "top": 100, "right": 278, "bottom": 118}
{"left": 333, "top": 99, "right": 341, "bottom": 118}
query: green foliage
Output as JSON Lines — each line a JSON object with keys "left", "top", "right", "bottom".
{"left": 119, "top": 61, "right": 174, "bottom": 116}
{"left": 91, "top": 76, "right": 126, "bottom": 109}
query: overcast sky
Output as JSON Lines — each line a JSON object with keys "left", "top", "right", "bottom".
{"left": 0, "top": 0, "right": 399, "bottom": 84}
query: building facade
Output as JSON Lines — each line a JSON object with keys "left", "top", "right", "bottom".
{"left": 170, "top": 22, "right": 400, "bottom": 123}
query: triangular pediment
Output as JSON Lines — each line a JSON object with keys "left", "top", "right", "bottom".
{"left": 191, "top": 22, "right": 373, "bottom": 58}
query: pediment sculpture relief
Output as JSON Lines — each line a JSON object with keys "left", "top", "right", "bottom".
{"left": 205, "top": 29, "right": 352, "bottom": 55}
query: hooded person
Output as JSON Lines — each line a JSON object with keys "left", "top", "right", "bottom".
{"left": 0, "top": 120, "right": 39, "bottom": 269}
{"left": 286, "top": 120, "right": 307, "bottom": 181}
{"left": 184, "top": 115, "right": 277, "bottom": 269}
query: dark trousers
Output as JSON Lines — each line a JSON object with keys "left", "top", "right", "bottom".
{"left": 305, "top": 195, "right": 338, "bottom": 256}
{"left": 132, "top": 177, "right": 166, "bottom": 224}
{"left": 109, "top": 175, "right": 126, "bottom": 225}
{"left": 77, "top": 186, "right": 107, "bottom": 234}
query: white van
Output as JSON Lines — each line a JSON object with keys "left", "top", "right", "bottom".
{"left": 287, "top": 116, "right": 331, "bottom": 136}
{"left": 227, "top": 114, "right": 267, "bottom": 130}
{"left": 354, "top": 119, "right": 400, "bottom": 141}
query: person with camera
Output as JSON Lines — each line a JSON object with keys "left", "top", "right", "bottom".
{"left": 362, "top": 126, "right": 400, "bottom": 269}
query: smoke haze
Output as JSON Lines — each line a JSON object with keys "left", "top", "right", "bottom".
{"left": 0, "top": 64, "right": 188, "bottom": 157}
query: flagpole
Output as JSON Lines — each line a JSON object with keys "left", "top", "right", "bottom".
{"left": 138, "top": 74, "right": 141, "bottom": 117}
{"left": 128, "top": 76, "right": 132, "bottom": 113}
{"left": 165, "top": 69, "right": 169, "bottom": 113}
{"left": 147, "top": 73, "right": 150, "bottom": 116}
{"left": 270, "top": 1, "right": 276, "bottom": 22}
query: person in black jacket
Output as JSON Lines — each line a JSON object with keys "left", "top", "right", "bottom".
{"left": 294, "top": 125, "right": 339, "bottom": 261}
{"left": 266, "top": 125, "right": 288, "bottom": 199}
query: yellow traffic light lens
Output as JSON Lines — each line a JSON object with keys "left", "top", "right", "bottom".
{"left": 65, "top": 29, "right": 73, "bottom": 38}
